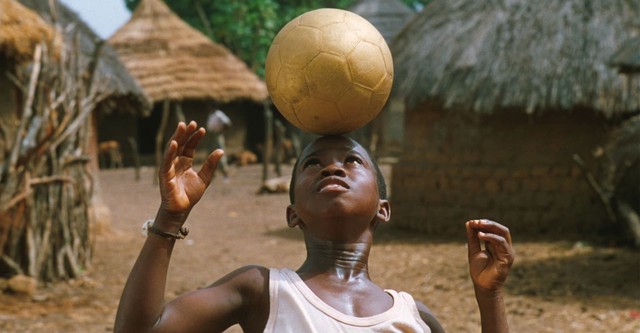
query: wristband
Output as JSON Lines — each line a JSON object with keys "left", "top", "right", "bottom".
{"left": 142, "top": 220, "right": 189, "bottom": 240}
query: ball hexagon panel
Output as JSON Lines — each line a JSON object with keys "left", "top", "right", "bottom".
{"left": 348, "top": 41, "right": 389, "bottom": 90}
{"left": 295, "top": 97, "right": 342, "bottom": 134}
{"left": 305, "top": 52, "right": 352, "bottom": 102}
{"left": 319, "top": 22, "right": 360, "bottom": 56}
{"left": 275, "top": 25, "right": 323, "bottom": 70}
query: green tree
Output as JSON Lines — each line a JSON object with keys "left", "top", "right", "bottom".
{"left": 124, "top": 0, "right": 429, "bottom": 77}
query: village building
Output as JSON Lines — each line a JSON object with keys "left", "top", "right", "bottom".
{"left": 390, "top": 0, "right": 640, "bottom": 241}
{"left": 108, "top": 0, "right": 269, "bottom": 166}
{"left": 1, "top": 0, "right": 149, "bottom": 281}
{"left": 18, "top": 0, "right": 152, "bottom": 168}
{"left": 0, "top": 0, "right": 57, "bottom": 137}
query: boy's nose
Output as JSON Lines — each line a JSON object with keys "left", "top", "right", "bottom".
{"left": 321, "top": 163, "right": 346, "bottom": 177}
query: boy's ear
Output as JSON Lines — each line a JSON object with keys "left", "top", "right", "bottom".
{"left": 286, "top": 204, "right": 305, "bottom": 229}
{"left": 376, "top": 199, "right": 391, "bottom": 224}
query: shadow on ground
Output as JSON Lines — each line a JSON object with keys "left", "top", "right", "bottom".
{"left": 507, "top": 243, "right": 640, "bottom": 306}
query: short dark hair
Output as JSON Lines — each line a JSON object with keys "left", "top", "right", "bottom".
{"left": 288, "top": 137, "right": 387, "bottom": 204}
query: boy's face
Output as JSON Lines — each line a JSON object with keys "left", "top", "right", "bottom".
{"left": 288, "top": 136, "right": 389, "bottom": 241}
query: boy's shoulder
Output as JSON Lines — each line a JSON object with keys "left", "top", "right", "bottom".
{"left": 204, "top": 265, "right": 270, "bottom": 294}
{"left": 206, "top": 265, "right": 271, "bottom": 307}
{"left": 227, "top": 265, "right": 271, "bottom": 284}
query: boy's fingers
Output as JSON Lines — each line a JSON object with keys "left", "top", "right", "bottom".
{"left": 477, "top": 232, "right": 507, "bottom": 249}
{"left": 161, "top": 140, "right": 178, "bottom": 175}
{"left": 182, "top": 127, "right": 205, "bottom": 158}
{"left": 173, "top": 121, "right": 198, "bottom": 155}
{"left": 477, "top": 231, "right": 515, "bottom": 265}
{"left": 168, "top": 122, "right": 187, "bottom": 151}
{"left": 466, "top": 221, "right": 482, "bottom": 258}
{"left": 469, "top": 219, "right": 512, "bottom": 246}
{"left": 198, "top": 149, "right": 223, "bottom": 187}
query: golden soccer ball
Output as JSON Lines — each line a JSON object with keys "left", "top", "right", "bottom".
{"left": 265, "top": 8, "right": 393, "bottom": 135}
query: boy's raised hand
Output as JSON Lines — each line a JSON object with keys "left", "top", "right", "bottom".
{"left": 465, "top": 219, "right": 515, "bottom": 292}
{"left": 159, "top": 121, "right": 223, "bottom": 218}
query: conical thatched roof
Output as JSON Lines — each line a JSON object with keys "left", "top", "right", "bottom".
{"left": 0, "top": 0, "right": 58, "bottom": 63}
{"left": 348, "top": 0, "right": 415, "bottom": 43}
{"left": 108, "top": 0, "right": 268, "bottom": 105}
{"left": 392, "top": 0, "right": 640, "bottom": 117}
{"left": 17, "top": 0, "right": 151, "bottom": 116}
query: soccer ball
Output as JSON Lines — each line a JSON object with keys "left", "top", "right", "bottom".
{"left": 265, "top": 8, "right": 393, "bottom": 135}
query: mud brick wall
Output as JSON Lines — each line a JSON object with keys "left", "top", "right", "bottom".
{"left": 390, "top": 106, "right": 611, "bottom": 238}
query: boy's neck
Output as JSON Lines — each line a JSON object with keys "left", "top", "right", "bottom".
{"left": 298, "top": 238, "right": 372, "bottom": 280}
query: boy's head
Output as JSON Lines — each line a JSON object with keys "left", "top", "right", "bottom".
{"left": 288, "top": 136, "right": 387, "bottom": 204}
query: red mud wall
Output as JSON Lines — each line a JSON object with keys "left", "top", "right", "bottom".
{"left": 390, "top": 105, "right": 612, "bottom": 239}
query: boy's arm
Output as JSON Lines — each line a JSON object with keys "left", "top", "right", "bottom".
{"left": 115, "top": 236, "right": 269, "bottom": 333}
{"left": 113, "top": 211, "right": 181, "bottom": 333}
{"left": 466, "top": 219, "right": 515, "bottom": 333}
{"left": 114, "top": 122, "right": 266, "bottom": 333}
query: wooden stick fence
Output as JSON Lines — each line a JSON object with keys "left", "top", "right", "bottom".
{"left": 0, "top": 37, "right": 106, "bottom": 281}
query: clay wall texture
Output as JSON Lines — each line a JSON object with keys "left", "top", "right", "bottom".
{"left": 391, "top": 105, "right": 610, "bottom": 238}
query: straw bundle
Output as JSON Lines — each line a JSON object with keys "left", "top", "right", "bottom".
{"left": 109, "top": 0, "right": 268, "bottom": 105}
{"left": 0, "top": 0, "right": 58, "bottom": 63}
{"left": 392, "top": 0, "right": 640, "bottom": 117}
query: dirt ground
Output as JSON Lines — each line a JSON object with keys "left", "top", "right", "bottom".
{"left": 0, "top": 163, "right": 639, "bottom": 333}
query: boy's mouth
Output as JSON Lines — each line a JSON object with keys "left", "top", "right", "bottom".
{"left": 316, "top": 178, "right": 349, "bottom": 193}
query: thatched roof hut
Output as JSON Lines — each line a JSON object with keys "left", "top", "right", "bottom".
{"left": 108, "top": 0, "right": 268, "bottom": 104}
{"left": 393, "top": 0, "right": 640, "bottom": 117}
{"left": 0, "top": 0, "right": 58, "bottom": 63}
{"left": 389, "top": 0, "right": 640, "bottom": 241}
{"left": 1, "top": 0, "right": 129, "bottom": 280}
{"left": 107, "top": 0, "right": 270, "bottom": 164}
{"left": 18, "top": 0, "right": 150, "bottom": 116}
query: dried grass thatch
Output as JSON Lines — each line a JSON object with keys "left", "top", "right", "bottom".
{"left": 108, "top": 0, "right": 268, "bottom": 105}
{"left": 18, "top": 0, "right": 151, "bottom": 116}
{"left": 392, "top": 0, "right": 640, "bottom": 117}
{"left": 0, "top": 0, "right": 59, "bottom": 63}
{"left": 348, "top": 0, "right": 415, "bottom": 43}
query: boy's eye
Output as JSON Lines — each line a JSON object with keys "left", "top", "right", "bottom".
{"left": 303, "top": 158, "right": 320, "bottom": 169}
{"left": 345, "top": 156, "right": 363, "bottom": 165}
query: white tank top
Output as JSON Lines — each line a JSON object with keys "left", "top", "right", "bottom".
{"left": 264, "top": 268, "right": 432, "bottom": 333}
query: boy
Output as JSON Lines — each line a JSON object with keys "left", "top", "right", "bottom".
{"left": 114, "top": 121, "right": 515, "bottom": 332}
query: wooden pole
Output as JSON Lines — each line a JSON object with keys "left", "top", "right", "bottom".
{"left": 175, "top": 103, "right": 185, "bottom": 123}
{"left": 128, "top": 137, "right": 141, "bottom": 181}
{"left": 262, "top": 102, "right": 273, "bottom": 182}
{"left": 274, "top": 119, "right": 285, "bottom": 177}
{"left": 155, "top": 100, "right": 171, "bottom": 184}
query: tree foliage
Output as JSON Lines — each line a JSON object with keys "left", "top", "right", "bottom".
{"left": 123, "top": 0, "right": 429, "bottom": 78}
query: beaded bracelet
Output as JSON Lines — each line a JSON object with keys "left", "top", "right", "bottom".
{"left": 142, "top": 220, "right": 189, "bottom": 240}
